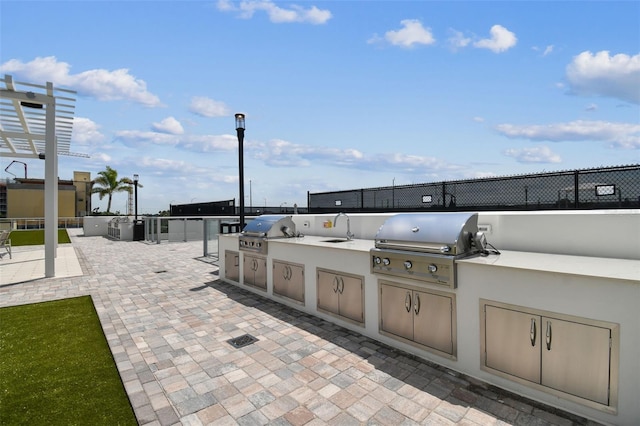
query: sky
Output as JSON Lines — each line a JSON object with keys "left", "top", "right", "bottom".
{"left": 1, "top": 0, "right": 639, "bottom": 215}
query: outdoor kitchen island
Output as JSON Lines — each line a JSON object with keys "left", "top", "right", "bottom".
{"left": 218, "top": 211, "right": 640, "bottom": 426}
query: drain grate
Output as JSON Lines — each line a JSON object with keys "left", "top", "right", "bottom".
{"left": 227, "top": 334, "right": 258, "bottom": 348}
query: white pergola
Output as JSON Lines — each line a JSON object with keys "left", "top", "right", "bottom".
{"left": 1, "top": 74, "right": 78, "bottom": 277}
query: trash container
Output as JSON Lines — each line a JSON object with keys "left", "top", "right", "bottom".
{"left": 133, "top": 221, "right": 145, "bottom": 241}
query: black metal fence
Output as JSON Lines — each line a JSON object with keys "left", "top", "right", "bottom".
{"left": 170, "top": 199, "right": 236, "bottom": 216}
{"left": 308, "top": 165, "right": 640, "bottom": 213}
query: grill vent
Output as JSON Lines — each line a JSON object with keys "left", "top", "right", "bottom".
{"left": 227, "top": 334, "right": 258, "bottom": 348}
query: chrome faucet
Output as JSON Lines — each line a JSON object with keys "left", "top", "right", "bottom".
{"left": 334, "top": 212, "right": 354, "bottom": 240}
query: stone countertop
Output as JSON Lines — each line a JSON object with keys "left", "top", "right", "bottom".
{"left": 268, "top": 235, "right": 375, "bottom": 252}
{"left": 459, "top": 250, "right": 640, "bottom": 283}
{"left": 220, "top": 234, "right": 640, "bottom": 283}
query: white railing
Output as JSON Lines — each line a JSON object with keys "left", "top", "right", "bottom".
{"left": 0, "top": 217, "right": 84, "bottom": 231}
{"left": 142, "top": 216, "right": 251, "bottom": 260}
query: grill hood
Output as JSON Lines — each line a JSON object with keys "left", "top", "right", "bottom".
{"left": 241, "top": 215, "right": 297, "bottom": 238}
{"left": 374, "top": 212, "right": 479, "bottom": 256}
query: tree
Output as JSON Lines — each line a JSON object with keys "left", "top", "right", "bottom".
{"left": 91, "top": 166, "right": 134, "bottom": 214}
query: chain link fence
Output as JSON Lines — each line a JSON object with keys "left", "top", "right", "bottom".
{"left": 308, "top": 165, "right": 640, "bottom": 213}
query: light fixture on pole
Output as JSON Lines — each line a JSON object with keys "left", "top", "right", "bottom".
{"left": 133, "top": 174, "right": 139, "bottom": 222}
{"left": 235, "top": 113, "right": 246, "bottom": 228}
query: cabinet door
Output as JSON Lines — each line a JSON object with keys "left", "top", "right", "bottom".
{"left": 225, "top": 250, "right": 239, "bottom": 282}
{"left": 485, "top": 305, "right": 541, "bottom": 383}
{"left": 541, "top": 317, "right": 610, "bottom": 405}
{"left": 317, "top": 270, "right": 339, "bottom": 315}
{"left": 380, "top": 283, "right": 414, "bottom": 341}
{"left": 338, "top": 275, "right": 364, "bottom": 323}
{"left": 273, "top": 261, "right": 304, "bottom": 303}
{"left": 413, "top": 291, "right": 453, "bottom": 354}
{"left": 273, "top": 261, "right": 288, "bottom": 297}
{"left": 243, "top": 255, "right": 256, "bottom": 286}
{"left": 254, "top": 256, "right": 267, "bottom": 289}
{"left": 243, "top": 255, "right": 266, "bottom": 289}
{"left": 287, "top": 263, "right": 305, "bottom": 303}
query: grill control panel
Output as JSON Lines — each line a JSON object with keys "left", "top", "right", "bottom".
{"left": 371, "top": 248, "right": 455, "bottom": 288}
{"left": 239, "top": 236, "right": 268, "bottom": 254}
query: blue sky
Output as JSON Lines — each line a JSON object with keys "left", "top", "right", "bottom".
{"left": 2, "top": 0, "right": 639, "bottom": 214}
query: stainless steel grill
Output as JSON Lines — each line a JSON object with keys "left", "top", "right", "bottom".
{"left": 371, "top": 213, "right": 485, "bottom": 288}
{"left": 239, "top": 215, "right": 298, "bottom": 254}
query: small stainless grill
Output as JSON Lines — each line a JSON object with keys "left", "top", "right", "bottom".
{"left": 371, "top": 213, "right": 484, "bottom": 288}
{"left": 239, "top": 215, "right": 298, "bottom": 254}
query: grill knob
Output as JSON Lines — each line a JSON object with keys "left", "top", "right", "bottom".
{"left": 404, "top": 261, "right": 412, "bottom": 270}
{"left": 382, "top": 258, "right": 391, "bottom": 266}
{"left": 374, "top": 256, "right": 381, "bottom": 264}
{"left": 428, "top": 264, "right": 438, "bottom": 273}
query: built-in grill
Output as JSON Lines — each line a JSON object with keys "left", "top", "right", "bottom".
{"left": 239, "top": 214, "right": 298, "bottom": 255}
{"left": 371, "top": 212, "right": 486, "bottom": 288}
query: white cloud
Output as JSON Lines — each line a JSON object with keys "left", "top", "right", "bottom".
{"left": 93, "top": 152, "right": 112, "bottom": 163}
{"left": 495, "top": 120, "right": 640, "bottom": 149}
{"left": 0, "top": 56, "right": 162, "bottom": 107}
{"left": 447, "top": 29, "right": 471, "bottom": 51}
{"left": 115, "top": 129, "right": 239, "bottom": 151}
{"left": 370, "top": 19, "right": 435, "bottom": 48}
{"left": 533, "top": 45, "right": 554, "bottom": 56}
{"left": 254, "top": 138, "right": 462, "bottom": 174}
{"left": 472, "top": 116, "right": 485, "bottom": 123}
{"left": 503, "top": 146, "right": 562, "bottom": 163}
{"left": 72, "top": 117, "right": 106, "bottom": 145}
{"left": 116, "top": 130, "right": 179, "bottom": 146}
{"left": 566, "top": 51, "right": 640, "bottom": 104}
{"left": 473, "top": 25, "right": 517, "bottom": 53}
{"left": 189, "top": 96, "right": 230, "bottom": 118}
{"left": 152, "top": 117, "right": 184, "bottom": 135}
{"left": 217, "top": 0, "right": 331, "bottom": 24}
{"left": 585, "top": 103, "right": 598, "bottom": 112}
{"left": 138, "top": 157, "right": 237, "bottom": 183}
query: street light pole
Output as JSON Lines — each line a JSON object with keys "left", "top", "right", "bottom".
{"left": 235, "top": 113, "right": 246, "bottom": 228}
{"left": 133, "top": 174, "right": 139, "bottom": 222}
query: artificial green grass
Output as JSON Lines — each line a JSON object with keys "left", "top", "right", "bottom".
{"left": 8, "top": 229, "right": 71, "bottom": 246}
{"left": 0, "top": 296, "right": 137, "bottom": 425}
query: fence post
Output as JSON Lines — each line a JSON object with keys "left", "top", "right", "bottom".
{"left": 574, "top": 171, "right": 580, "bottom": 209}
{"left": 203, "top": 219, "right": 208, "bottom": 257}
{"left": 157, "top": 217, "right": 161, "bottom": 244}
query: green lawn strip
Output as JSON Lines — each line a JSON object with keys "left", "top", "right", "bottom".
{"left": 0, "top": 296, "right": 137, "bottom": 425}
{"left": 8, "top": 229, "right": 71, "bottom": 246}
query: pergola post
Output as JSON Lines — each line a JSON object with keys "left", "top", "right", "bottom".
{"left": 44, "top": 83, "right": 57, "bottom": 277}
{"left": 0, "top": 74, "right": 78, "bottom": 279}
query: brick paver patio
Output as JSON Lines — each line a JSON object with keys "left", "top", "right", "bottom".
{"left": 0, "top": 230, "right": 601, "bottom": 425}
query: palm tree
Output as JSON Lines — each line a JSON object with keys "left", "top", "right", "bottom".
{"left": 91, "top": 166, "right": 134, "bottom": 214}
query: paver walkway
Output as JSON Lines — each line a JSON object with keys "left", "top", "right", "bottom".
{"left": 0, "top": 230, "right": 601, "bottom": 425}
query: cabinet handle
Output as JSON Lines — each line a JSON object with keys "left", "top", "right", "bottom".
{"left": 530, "top": 318, "right": 536, "bottom": 347}
{"left": 338, "top": 277, "right": 345, "bottom": 294}
{"left": 405, "top": 292, "right": 412, "bottom": 312}
{"left": 333, "top": 276, "right": 339, "bottom": 293}
{"left": 414, "top": 293, "right": 420, "bottom": 315}
{"left": 546, "top": 321, "right": 552, "bottom": 350}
